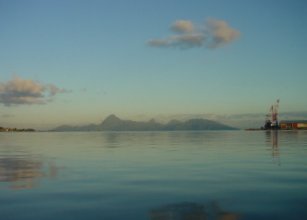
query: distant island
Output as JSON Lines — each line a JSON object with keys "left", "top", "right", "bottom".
{"left": 52, "top": 114, "right": 237, "bottom": 132}
{"left": 0, "top": 127, "right": 35, "bottom": 132}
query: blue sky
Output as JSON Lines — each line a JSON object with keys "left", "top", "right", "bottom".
{"left": 1, "top": 0, "right": 307, "bottom": 129}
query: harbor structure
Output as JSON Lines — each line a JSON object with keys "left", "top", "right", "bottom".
{"left": 263, "top": 99, "right": 280, "bottom": 129}
{"left": 279, "top": 120, "right": 307, "bottom": 130}
{"left": 262, "top": 99, "right": 307, "bottom": 130}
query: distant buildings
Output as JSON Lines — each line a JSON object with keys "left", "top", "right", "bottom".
{"left": 279, "top": 120, "right": 307, "bottom": 130}
{"left": 0, "top": 127, "right": 35, "bottom": 132}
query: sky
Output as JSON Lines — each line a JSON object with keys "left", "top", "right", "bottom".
{"left": 1, "top": 0, "right": 307, "bottom": 129}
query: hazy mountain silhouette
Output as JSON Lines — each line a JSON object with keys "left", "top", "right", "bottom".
{"left": 52, "top": 114, "right": 237, "bottom": 131}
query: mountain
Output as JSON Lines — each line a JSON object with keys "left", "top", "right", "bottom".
{"left": 164, "top": 118, "right": 235, "bottom": 130}
{"left": 52, "top": 115, "right": 237, "bottom": 131}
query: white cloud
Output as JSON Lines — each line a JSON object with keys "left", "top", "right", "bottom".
{"left": 206, "top": 19, "right": 240, "bottom": 48}
{"left": 0, "top": 76, "right": 68, "bottom": 106}
{"left": 148, "top": 18, "right": 240, "bottom": 49}
{"left": 171, "top": 20, "right": 194, "bottom": 33}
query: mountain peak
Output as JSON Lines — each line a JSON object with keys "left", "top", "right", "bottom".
{"left": 52, "top": 114, "right": 237, "bottom": 131}
{"left": 102, "top": 114, "right": 121, "bottom": 124}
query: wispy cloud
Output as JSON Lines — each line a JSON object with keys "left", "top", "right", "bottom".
{"left": 1, "top": 114, "right": 14, "bottom": 118}
{"left": 280, "top": 111, "right": 307, "bottom": 120}
{"left": 0, "top": 76, "right": 69, "bottom": 106}
{"left": 148, "top": 33, "right": 205, "bottom": 49}
{"left": 148, "top": 18, "right": 240, "bottom": 49}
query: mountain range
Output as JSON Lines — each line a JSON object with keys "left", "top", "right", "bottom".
{"left": 52, "top": 114, "right": 237, "bottom": 131}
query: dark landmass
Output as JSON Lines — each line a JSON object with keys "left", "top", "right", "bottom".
{"left": 52, "top": 114, "right": 237, "bottom": 132}
{"left": 0, "top": 127, "right": 35, "bottom": 132}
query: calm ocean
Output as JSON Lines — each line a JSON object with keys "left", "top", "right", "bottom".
{"left": 0, "top": 131, "right": 307, "bottom": 220}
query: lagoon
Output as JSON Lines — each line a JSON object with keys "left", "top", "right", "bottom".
{"left": 0, "top": 131, "right": 307, "bottom": 220}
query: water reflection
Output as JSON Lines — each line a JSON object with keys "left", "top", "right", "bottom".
{"left": 100, "top": 131, "right": 227, "bottom": 149}
{"left": 150, "top": 201, "right": 240, "bottom": 220}
{"left": 265, "top": 130, "right": 280, "bottom": 165}
{"left": 0, "top": 156, "right": 60, "bottom": 190}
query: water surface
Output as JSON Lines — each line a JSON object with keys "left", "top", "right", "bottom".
{"left": 0, "top": 131, "right": 307, "bottom": 219}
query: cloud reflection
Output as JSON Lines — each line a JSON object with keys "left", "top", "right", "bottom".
{"left": 0, "top": 157, "right": 61, "bottom": 190}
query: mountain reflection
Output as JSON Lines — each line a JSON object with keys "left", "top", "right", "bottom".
{"left": 150, "top": 201, "right": 240, "bottom": 220}
{"left": 0, "top": 156, "right": 60, "bottom": 190}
